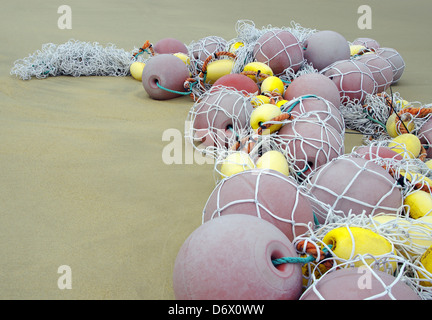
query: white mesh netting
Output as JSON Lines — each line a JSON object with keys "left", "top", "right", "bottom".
{"left": 9, "top": 39, "right": 147, "bottom": 80}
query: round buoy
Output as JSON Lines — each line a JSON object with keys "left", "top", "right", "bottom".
{"left": 303, "top": 30, "right": 351, "bottom": 71}
{"left": 203, "top": 169, "right": 315, "bottom": 241}
{"left": 321, "top": 59, "right": 377, "bottom": 104}
{"left": 253, "top": 29, "right": 304, "bottom": 75}
{"left": 173, "top": 214, "right": 303, "bottom": 300}
{"left": 141, "top": 54, "right": 189, "bottom": 100}
{"left": 283, "top": 73, "right": 341, "bottom": 109}
{"left": 300, "top": 267, "right": 421, "bottom": 300}
{"left": 306, "top": 156, "right": 403, "bottom": 224}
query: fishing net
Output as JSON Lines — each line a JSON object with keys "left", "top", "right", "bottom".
{"left": 292, "top": 213, "right": 432, "bottom": 299}
{"left": 341, "top": 91, "right": 432, "bottom": 141}
{"left": 10, "top": 39, "right": 144, "bottom": 80}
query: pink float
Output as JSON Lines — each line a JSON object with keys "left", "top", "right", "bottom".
{"left": 190, "top": 36, "right": 227, "bottom": 66}
{"left": 173, "top": 214, "right": 303, "bottom": 300}
{"left": 306, "top": 156, "right": 403, "bottom": 224}
{"left": 321, "top": 59, "right": 377, "bottom": 104}
{"left": 203, "top": 169, "right": 315, "bottom": 241}
{"left": 276, "top": 114, "right": 345, "bottom": 180}
{"left": 283, "top": 73, "right": 342, "bottom": 109}
{"left": 253, "top": 29, "right": 304, "bottom": 75}
{"left": 300, "top": 267, "right": 421, "bottom": 300}
{"left": 153, "top": 37, "right": 188, "bottom": 54}
{"left": 189, "top": 87, "right": 253, "bottom": 151}
{"left": 355, "top": 54, "right": 393, "bottom": 93}
{"left": 303, "top": 30, "right": 351, "bottom": 71}
{"left": 281, "top": 95, "right": 344, "bottom": 134}
{"left": 210, "top": 73, "right": 259, "bottom": 95}
{"left": 375, "top": 47, "right": 405, "bottom": 84}
{"left": 351, "top": 145, "right": 404, "bottom": 161}
{"left": 141, "top": 54, "right": 190, "bottom": 100}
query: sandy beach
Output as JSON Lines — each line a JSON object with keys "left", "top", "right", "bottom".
{"left": 1, "top": 0, "right": 432, "bottom": 300}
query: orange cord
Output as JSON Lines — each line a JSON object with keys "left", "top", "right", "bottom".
{"left": 256, "top": 113, "right": 293, "bottom": 135}
{"left": 296, "top": 240, "right": 334, "bottom": 269}
{"left": 133, "top": 40, "right": 155, "bottom": 57}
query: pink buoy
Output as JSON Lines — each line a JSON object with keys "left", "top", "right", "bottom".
{"left": 284, "top": 73, "right": 342, "bottom": 109}
{"left": 253, "top": 29, "right": 304, "bottom": 75}
{"left": 351, "top": 145, "right": 404, "bottom": 161}
{"left": 355, "top": 54, "right": 393, "bottom": 93}
{"left": 211, "top": 74, "right": 259, "bottom": 95}
{"left": 303, "top": 30, "right": 351, "bottom": 71}
{"left": 321, "top": 59, "right": 377, "bottom": 104}
{"left": 300, "top": 267, "right": 421, "bottom": 300}
{"left": 153, "top": 37, "right": 188, "bottom": 54}
{"left": 141, "top": 54, "right": 189, "bottom": 100}
{"left": 281, "top": 96, "right": 344, "bottom": 134}
{"left": 203, "top": 169, "right": 315, "bottom": 241}
{"left": 276, "top": 114, "right": 345, "bottom": 180}
{"left": 375, "top": 47, "right": 405, "bottom": 84}
{"left": 352, "top": 37, "right": 381, "bottom": 50}
{"left": 190, "top": 36, "right": 227, "bottom": 65}
{"left": 173, "top": 214, "right": 303, "bottom": 300}
{"left": 190, "top": 87, "right": 253, "bottom": 150}
{"left": 418, "top": 117, "right": 432, "bottom": 158}
{"left": 306, "top": 156, "right": 403, "bottom": 224}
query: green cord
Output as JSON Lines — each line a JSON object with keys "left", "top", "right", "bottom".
{"left": 155, "top": 80, "right": 191, "bottom": 96}
{"left": 272, "top": 244, "right": 332, "bottom": 266}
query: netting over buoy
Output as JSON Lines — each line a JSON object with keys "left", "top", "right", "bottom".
{"left": 275, "top": 111, "right": 345, "bottom": 180}
{"left": 321, "top": 59, "right": 377, "bottom": 105}
{"left": 304, "top": 155, "right": 403, "bottom": 224}
{"left": 253, "top": 28, "right": 304, "bottom": 76}
{"left": 10, "top": 39, "right": 140, "bottom": 80}
{"left": 203, "top": 169, "right": 316, "bottom": 241}
{"left": 293, "top": 212, "right": 432, "bottom": 299}
{"left": 188, "top": 36, "right": 228, "bottom": 76}
{"left": 185, "top": 86, "right": 254, "bottom": 158}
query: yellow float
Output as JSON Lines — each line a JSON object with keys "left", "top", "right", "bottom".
{"left": 173, "top": 52, "right": 191, "bottom": 66}
{"left": 251, "top": 95, "right": 271, "bottom": 107}
{"left": 219, "top": 151, "right": 255, "bottom": 178}
{"left": 385, "top": 113, "right": 415, "bottom": 138}
{"left": 418, "top": 245, "right": 432, "bottom": 287}
{"left": 388, "top": 133, "right": 422, "bottom": 159}
{"left": 249, "top": 103, "right": 283, "bottom": 134}
{"left": 130, "top": 61, "right": 145, "bottom": 81}
{"left": 260, "top": 76, "right": 285, "bottom": 95}
{"left": 323, "top": 226, "right": 397, "bottom": 271}
{"left": 372, "top": 214, "right": 432, "bottom": 258}
{"left": 229, "top": 41, "right": 244, "bottom": 53}
{"left": 242, "top": 62, "right": 273, "bottom": 82}
{"left": 255, "top": 150, "right": 290, "bottom": 176}
{"left": 404, "top": 190, "right": 432, "bottom": 219}
{"left": 205, "top": 59, "right": 235, "bottom": 84}
{"left": 350, "top": 44, "right": 367, "bottom": 56}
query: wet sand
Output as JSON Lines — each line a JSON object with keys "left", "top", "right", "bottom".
{"left": 1, "top": 0, "right": 431, "bottom": 299}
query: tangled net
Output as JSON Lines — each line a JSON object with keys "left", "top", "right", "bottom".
{"left": 9, "top": 39, "right": 146, "bottom": 80}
